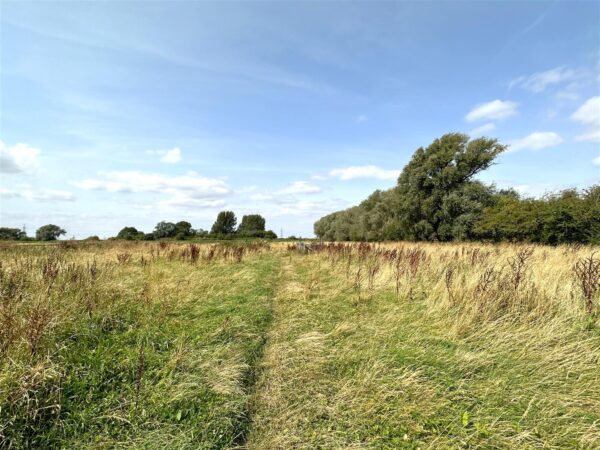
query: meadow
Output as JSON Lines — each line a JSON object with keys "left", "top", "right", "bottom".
{"left": 0, "top": 240, "right": 598, "bottom": 449}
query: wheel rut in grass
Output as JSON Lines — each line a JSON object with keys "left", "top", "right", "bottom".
{"left": 231, "top": 256, "right": 292, "bottom": 448}
{"left": 237, "top": 258, "right": 302, "bottom": 449}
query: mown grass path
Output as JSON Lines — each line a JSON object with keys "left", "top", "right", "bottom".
{"left": 244, "top": 252, "right": 600, "bottom": 449}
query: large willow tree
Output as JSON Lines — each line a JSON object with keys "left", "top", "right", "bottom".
{"left": 314, "top": 133, "right": 506, "bottom": 241}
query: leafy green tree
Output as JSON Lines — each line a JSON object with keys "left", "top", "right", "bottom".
{"left": 472, "top": 185, "right": 600, "bottom": 245}
{"left": 473, "top": 196, "right": 542, "bottom": 242}
{"left": 393, "top": 133, "right": 504, "bottom": 241}
{"left": 36, "top": 224, "right": 66, "bottom": 241}
{"left": 238, "top": 214, "right": 266, "bottom": 236}
{"left": 154, "top": 221, "right": 177, "bottom": 239}
{"left": 0, "top": 227, "right": 25, "bottom": 240}
{"left": 211, "top": 211, "right": 237, "bottom": 235}
{"left": 264, "top": 230, "right": 277, "bottom": 239}
{"left": 315, "top": 133, "right": 504, "bottom": 242}
{"left": 194, "top": 229, "right": 209, "bottom": 237}
{"left": 175, "top": 221, "right": 193, "bottom": 237}
{"left": 582, "top": 185, "right": 600, "bottom": 244}
{"left": 116, "top": 226, "right": 144, "bottom": 240}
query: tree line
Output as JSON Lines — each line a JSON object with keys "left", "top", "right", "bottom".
{"left": 114, "top": 212, "right": 277, "bottom": 241}
{"left": 0, "top": 212, "right": 278, "bottom": 242}
{"left": 0, "top": 224, "right": 66, "bottom": 241}
{"left": 314, "top": 133, "right": 599, "bottom": 245}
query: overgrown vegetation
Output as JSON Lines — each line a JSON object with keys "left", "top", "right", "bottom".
{"left": 0, "top": 241, "right": 278, "bottom": 448}
{"left": 314, "top": 133, "right": 599, "bottom": 244}
{"left": 248, "top": 242, "right": 599, "bottom": 448}
{"left": 1, "top": 240, "right": 598, "bottom": 448}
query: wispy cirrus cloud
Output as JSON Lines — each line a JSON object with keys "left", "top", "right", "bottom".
{"left": 329, "top": 165, "right": 400, "bottom": 181}
{"left": 76, "top": 170, "right": 231, "bottom": 197}
{"left": 0, "top": 187, "right": 75, "bottom": 202}
{"left": 465, "top": 100, "right": 518, "bottom": 122}
{"left": 509, "top": 66, "right": 579, "bottom": 93}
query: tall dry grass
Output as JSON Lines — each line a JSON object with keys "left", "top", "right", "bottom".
{"left": 248, "top": 241, "right": 600, "bottom": 448}
{"left": 0, "top": 240, "right": 277, "bottom": 448}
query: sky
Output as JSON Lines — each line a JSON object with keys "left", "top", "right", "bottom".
{"left": 1, "top": 1, "right": 599, "bottom": 239}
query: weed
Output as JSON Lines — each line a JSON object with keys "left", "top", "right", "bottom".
{"left": 573, "top": 253, "right": 600, "bottom": 314}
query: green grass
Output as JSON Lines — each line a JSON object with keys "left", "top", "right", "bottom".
{"left": 1, "top": 241, "right": 599, "bottom": 449}
{"left": 0, "top": 244, "right": 279, "bottom": 448}
{"left": 246, "top": 248, "right": 600, "bottom": 449}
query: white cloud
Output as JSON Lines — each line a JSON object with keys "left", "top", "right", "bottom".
{"left": 576, "top": 129, "right": 600, "bottom": 143}
{"left": 76, "top": 170, "right": 231, "bottom": 198}
{"left": 0, "top": 141, "right": 41, "bottom": 174}
{"left": 160, "top": 147, "right": 181, "bottom": 163}
{"left": 571, "top": 96, "right": 600, "bottom": 125}
{"left": 277, "top": 181, "right": 321, "bottom": 195}
{"left": 571, "top": 96, "right": 600, "bottom": 142}
{"left": 329, "top": 165, "right": 400, "bottom": 181}
{"left": 508, "top": 131, "right": 563, "bottom": 152}
{"left": 509, "top": 67, "right": 578, "bottom": 93}
{"left": 249, "top": 193, "right": 272, "bottom": 201}
{"left": 146, "top": 147, "right": 182, "bottom": 163}
{"left": 465, "top": 100, "right": 518, "bottom": 122}
{"left": 0, "top": 187, "right": 74, "bottom": 202}
{"left": 246, "top": 193, "right": 348, "bottom": 218}
{"left": 469, "top": 122, "right": 496, "bottom": 136}
{"left": 156, "top": 197, "right": 226, "bottom": 210}
{"left": 272, "top": 199, "right": 342, "bottom": 217}
{"left": 355, "top": 114, "right": 368, "bottom": 123}
{"left": 247, "top": 181, "right": 320, "bottom": 203}
{"left": 593, "top": 155, "right": 600, "bottom": 167}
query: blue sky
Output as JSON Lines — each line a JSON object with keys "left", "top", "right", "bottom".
{"left": 1, "top": 1, "right": 599, "bottom": 238}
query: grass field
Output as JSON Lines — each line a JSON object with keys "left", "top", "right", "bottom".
{"left": 1, "top": 240, "right": 598, "bottom": 449}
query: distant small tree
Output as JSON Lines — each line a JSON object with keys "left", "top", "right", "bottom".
{"left": 36, "top": 224, "right": 66, "bottom": 241}
{"left": 174, "top": 221, "right": 193, "bottom": 237}
{"left": 264, "top": 230, "right": 277, "bottom": 239}
{"left": 154, "top": 221, "right": 177, "bottom": 239}
{"left": 211, "top": 211, "right": 237, "bottom": 235}
{"left": 84, "top": 235, "right": 101, "bottom": 241}
{"left": 194, "top": 228, "right": 209, "bottom": 237}
{"left": 0, "top": 227, "right": 25, "bottom": 240}
{"left": 116, "top": 227, "right": 143, "bottom": 240}
{"left": 238, "top": 214, "right": 266, "bottom": 237}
